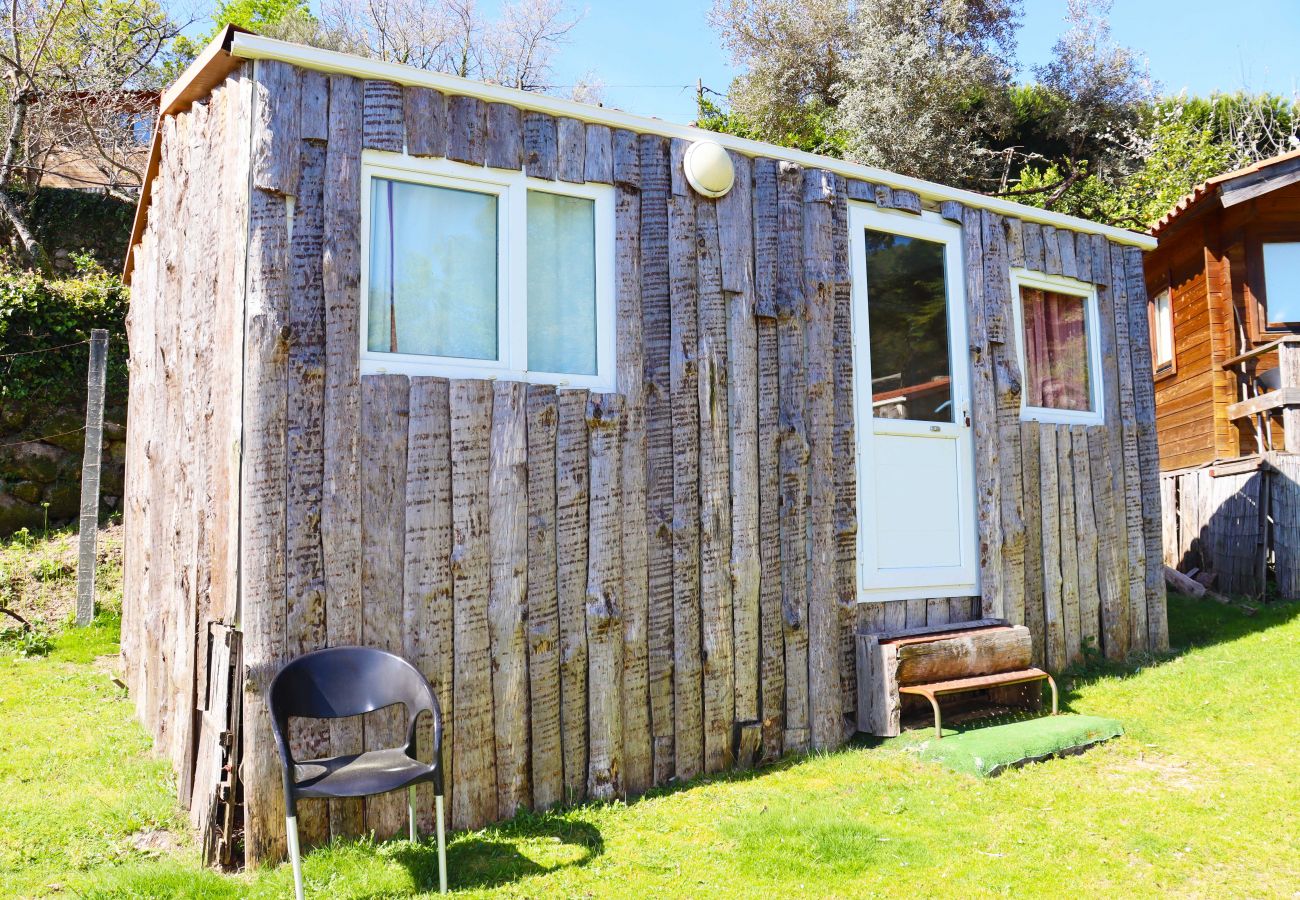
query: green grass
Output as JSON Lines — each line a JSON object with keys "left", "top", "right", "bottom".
{"left": 3, "top": 592, "right": 1299, "bottom": 898}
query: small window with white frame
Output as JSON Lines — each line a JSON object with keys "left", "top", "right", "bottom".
{"left": 360, "top": 152, "right": 616, "bottom": 390}
{"left": 1151, "top": 286, "right": 1173, "bottom": 371}
{"left": 1011, "top": 269, "right": 1104, "bottom": 425}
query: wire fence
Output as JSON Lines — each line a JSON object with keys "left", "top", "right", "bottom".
{"left": 0, "top": 338, "right": 101, "bottom": 450}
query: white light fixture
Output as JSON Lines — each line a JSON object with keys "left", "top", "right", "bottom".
{"left": 682, "top": 140, "right": 735, "bottom": 198}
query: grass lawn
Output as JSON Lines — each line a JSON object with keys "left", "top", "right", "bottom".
{"left": 3, "top": 525, "right": 1299, "bottom": 898}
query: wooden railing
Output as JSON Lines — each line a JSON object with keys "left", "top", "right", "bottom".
{"left": 1221, "top": 335, "right": 1300, "bottom": 453}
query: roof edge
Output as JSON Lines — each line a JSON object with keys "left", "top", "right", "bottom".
{"left": 230, "top": 33, "right": 1154, "bottom": 249}
{"left": 122, "top": 25, "right": 250, "bottom": 283}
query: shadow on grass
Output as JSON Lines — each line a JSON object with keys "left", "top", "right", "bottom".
{"left": 392, "top": 814, "right": 603, "bottom": 893}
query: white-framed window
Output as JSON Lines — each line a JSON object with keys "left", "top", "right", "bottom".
{"left": 1262, "top": 241, "right": 1300, "bottom": 325}
{"left": 1152, "top": 286, "right": 1173, "bottom": 369}
{"left": 359, "top": 151, "right": 616, "bottom": 391}
{"left": 1010, "top": 268, "right": 1105, "bottom": 425}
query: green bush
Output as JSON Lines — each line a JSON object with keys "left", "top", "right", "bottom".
{"left": 0, "top": 262, "right": 129, "bottom": 422}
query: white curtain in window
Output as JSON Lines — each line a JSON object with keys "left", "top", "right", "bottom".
{"left": 367, "top": 177, "right": 498, "bottom": 360}
{"left": 527, "top": 190, "right": 597, "bottom": 375}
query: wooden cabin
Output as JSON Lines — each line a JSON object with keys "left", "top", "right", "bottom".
{"left": 1147, "top": 151, "right": 1300, "bottom": 597}
{"left": 119, "top": 28, "right": 1166, "bottom": 868}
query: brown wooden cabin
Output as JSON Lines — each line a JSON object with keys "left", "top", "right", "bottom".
{"left": 119, "top": 27, "right": 1166, "bottom": 868}
{"left": 1147, "top": 151, "right": 1300, "bottom": 597}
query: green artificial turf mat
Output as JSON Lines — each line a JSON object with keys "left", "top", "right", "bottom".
{"left": 910, "top": 714, "right": 1123, "bottom": 777}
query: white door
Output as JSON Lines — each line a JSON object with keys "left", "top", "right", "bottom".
{"left": 850, "top": 205, "right": 977, "bottom": 602}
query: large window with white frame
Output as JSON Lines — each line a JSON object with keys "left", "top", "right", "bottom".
{"left": 360, "top": 152, "right": 616, "bottom": 390}
{"left": 1011, "top": 268, "right": 1105, "bottom": 425}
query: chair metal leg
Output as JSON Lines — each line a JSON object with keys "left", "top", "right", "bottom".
{"left": 408, "top": 786, "right": 418, "bottom": 842}
{"left": 286, "top": 815, "right": 305, "bottom": 900}
{"left": 1046, "top": 674, "right": 1059, "bottom": 715}
{"left": 435, "top": 793, "right": 448, "bottom": 895}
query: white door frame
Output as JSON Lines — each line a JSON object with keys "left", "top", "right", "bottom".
{"left": 849, "top": 204, "right": 979, "bottom": 602}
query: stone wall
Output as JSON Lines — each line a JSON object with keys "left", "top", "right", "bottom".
{"left": 0, "top": 404, "right": 126, "bottom": 534}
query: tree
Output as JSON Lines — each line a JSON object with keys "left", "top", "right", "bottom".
{"left": 0, "top": 0, "right": 185, "bottom": 268}
{"left": 707, "top": 0, "right": 852, "bottom": 153}
{"left": 836, "top": 0, "right": 1020, "bottom": 185}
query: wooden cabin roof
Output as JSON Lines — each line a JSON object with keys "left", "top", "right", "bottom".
{"left": 1151, "top": 149, "right": 1300, "bottom": 239}
{"left": 123, "top": 29, "right": 1154, "bottom": 283}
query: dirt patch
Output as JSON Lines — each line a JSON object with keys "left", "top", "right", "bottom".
{"left": 1112, "top": 750, "right": 1205, "bottom": 791}
{"left": 128, "top": 828, "right": 184, "bottom": 857}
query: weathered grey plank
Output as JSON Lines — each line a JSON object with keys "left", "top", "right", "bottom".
{"left": 777, "top": 161, "right": 809, "bottom": 754}
{"left": 1058, "top": 229, "right": 1078, "bottom": 279}
{"left": 1005, "top": 217, "right": 1024, "bottom": 267}
{"left": 361, "top": 79, "right": 403, "bottom": 154}
{"left": 1088, "top": 425, "right": 1127, "bottom": 661}
{"left": 639, "top": 134, "right": 675, "bottom": 785}
{"left": 668, "top": 190, "right": 704, "bottom": 778}
{"left": 614, "top": 129, "right": 650, "bottom": 795}
{"left": 558, "top": 117, "right": 585, "bottom": 183}
{"left": 525, "top": 385, "right": 561, "bottom": 810}
{"left": 449, "top": 379, "right": 495, "bottom": 830}
{"left": 1072, "top": 424, "right": 1102, "bottom": 658}
{"left": 489, "top": 381, "right": 530, "bottom": 819}
{"left": 447, "top": 95, "right": 486, "bottom": 165}
{"left": 720, "top": 152, "right": 760, "bottom": 744}
{"left": 485, "top": 102, "right": 523, "bottom": 170}
{"left": 524, "top": 111, "right": 558, "bottom": 180}
{"left": 1110, "top": 242, "right": 1147, "bottom": 652}
{"left": 321, "top": 73, "right": 364, "bottom": 839}
{"left": 555, "top": 389, "right": 590, "bottom": 802}
{"left": 300, "top": 69, "right": 329, "bottom": 142}
{"left": 1042, "top": 225, "right": 1063, "bottom": 275}
{"left": 360, "top": 373, "right": 408, "bottom": 840}
{"left": 1022, "top": 222, "right": 1045, "bottom": 272}
{"left": 585, "top": 123, "right": 613, "bottom": 183}
{"left": 586, "top": 394, "right": 626, "bottom": 800}
{"left": 1038, "top": 424, "right": 1066, "bottom": 670}
{"left": 804, "top": 169, "right": 841, "bottom": 751}
{"left": 252, "top": 60, "right": 301, "bottom": 195}
{"left": 697, "top": 195, "right": 736, "bottom": 772}
{"left": 403, "top": 86, "right": 446, "bottom": 158}
{"left": 404, "top": 376, "right": 452, "bottom": 833}
{"left": 1020, "top": 422, "right": 1045, "bottom": 668}
{"left": 1093, "top": 240, "right": 1129, "bottom": 659}
{"left": 1055, "top": 422, "right": 1081, "bottom": 666}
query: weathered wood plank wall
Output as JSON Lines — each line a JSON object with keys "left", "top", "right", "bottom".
{"left": 122, "top": 61, "right": 1167, "bottom": 866}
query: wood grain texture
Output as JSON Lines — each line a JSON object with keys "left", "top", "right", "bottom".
{"left": 803, "top": 169, "right": 841, "bottom": 751}
{"left": 1038, "top": 424, "right": 1066, "bottom": 670}
{"left": 404, "top": 376, "right": 453, "bottom": 830}
{"left": 776, "top": 161, "right": 809, "bottom": 754}
{"left": 449, "top": 379, "right": 495, "bottom": 830}
{"left": 719, "top": 152, "right": 761, "bottom": 744}
{"left": 668, "top": 190, "right": 704, "bottom": 779}
{"left": 241, "top": 187, "right": 291, "bottom": 864}
{"left": 639, "top": 134, "right": 676, "bottom": 785}
{"left": 752, "top": 157, "right": 784, "bottom": 762}
{"left": 524, "top": 111, "right": 558, "bottom": 180}
{"left": 1071, "top": 425, "right": 1102, "bottom": 657}
{"left": 585, "top": 123, "right": 613, "bottom": 184}
{"left": 962, "top": 206, "right": 1001, "bottom": 618}
{"left": 585, "top": 393, "right": 625, "bottom": 800}
{"left": 831, "top": 178, "right": 857, "bottom": 725}
{"left": 555, "top": 390, "right": 590, "bottom": 802}
{"left": 403, "top": 86, "right": 446, "bottom": 158}
{"left": 1055, "top": 423, "right": 1081, "bottom": 667}
{"left": 697, "top": 196, "right": 736, "bottom": 772}
{"left": 485, "top": 102, "right": 523, "bottom": 170}
{"left": 489, "top": 381, "right": 530, "bottom": 819}
{"left": 1110, "top": 242, "right": 1148, "bottom": 651}
{"left": 614, "top": 129, "right": 650, "bottom": 795}
{"left": 361, "top": 80, "right": 403, "bottom": 154}
{"left": 1020, "top": 422, "right": 1045, "bottom": 668}
{"left": 286, "top": 140, "right": 329, "bottom": 844}
{"left": 1093, "top": 241, "right": 1130, "bottom": 659}
{"left": 251, "top": 60, "right": 300, "bottom": 195}
{"left": 322, "top": 74, "right": 365, "bottom": 839}
{"left": 525, "top": 385, "right": 561, "bottom": 810}
{"left": 447, "top": 95, "right": 486, "bottom": 165}
{"left": 360, "top": 373, "right": 409, "bottom": 840}
{"left": 558, "top": 117, "right": 585, "bottom": 183}
{"left": 1022, "top": 222, "right": 1044, "bottom": 272}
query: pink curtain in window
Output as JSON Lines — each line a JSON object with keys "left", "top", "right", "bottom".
{"left": 1022, "top": 287, "right": 1089, "bottom": 411}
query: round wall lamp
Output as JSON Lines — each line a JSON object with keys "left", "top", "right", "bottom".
{"left": 682, "top": 139, "right": 735, "bottom": 198}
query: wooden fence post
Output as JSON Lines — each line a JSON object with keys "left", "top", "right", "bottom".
{"left": 76, "top": 328, "right": 109, "bottom": 627}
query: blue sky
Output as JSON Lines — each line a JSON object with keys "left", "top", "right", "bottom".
{"left": 545, "top": 0, "right": 1300, "bottom": 123}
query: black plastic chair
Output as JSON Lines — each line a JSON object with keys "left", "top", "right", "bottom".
{"left": 269, "top": 646, "right": 447, "bottom": 898}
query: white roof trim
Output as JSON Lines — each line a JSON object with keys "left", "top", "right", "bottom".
{"left": 230, "top": 32, "right": 1156, "bottom": 250}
